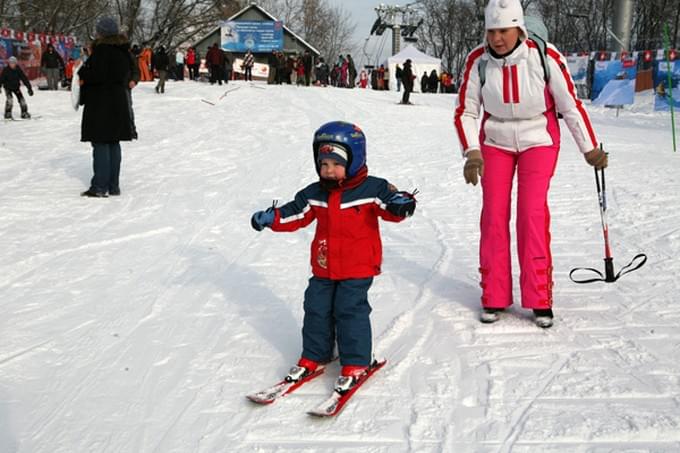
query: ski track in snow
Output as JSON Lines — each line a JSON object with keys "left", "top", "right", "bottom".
{"left": 0, "top": 82, "right": 679, "bottom": 453}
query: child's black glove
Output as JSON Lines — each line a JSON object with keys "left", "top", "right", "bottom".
{"left": 386, "top": 191, "right": 417, "bottom": 217}
{"left": 28, "top": 88, "right": 34, "bottom": 96}
{"left": 251, "top": 208, "right": 275, "bottom": 231}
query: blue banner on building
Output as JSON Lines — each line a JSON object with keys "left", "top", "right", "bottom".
{"left": 220, "top": 20, "right": 283, "bottom": 53}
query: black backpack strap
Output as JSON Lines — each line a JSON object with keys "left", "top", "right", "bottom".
{"left": 478, "top": 58, "right": 487, "bottom": 87}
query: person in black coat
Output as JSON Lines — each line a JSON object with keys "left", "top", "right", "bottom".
{"left": 0, "top": 56, "right": 34, "bottom": 119}
{"left": 429, "top": 69, "right": 439, "bottom": 93}
{"left": 78, "top": 17, "right": 135, "bottom": 197}
{"left": 420, "top": 72, "right": 429, "bottom": 94}
{"left": 152, "top": 46, "right": 170, "bottom": 93}
{"left": 303, "top": 50, "right": 313, "bottom": 86}
{"left": 41, "top": 43, "right": 65, "bottom": 90}
{"left": 400, "top": 59, "right": 414, "bottom": 104}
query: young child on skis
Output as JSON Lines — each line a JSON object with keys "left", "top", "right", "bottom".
{"left": 0, "top": 56, "right": 34, "bottom": 119}
{"left": 250, "top": 121, "right": 417, "bottom": 394}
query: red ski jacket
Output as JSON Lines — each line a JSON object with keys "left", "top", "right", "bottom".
{"left": 270, "top": 168, "right": 405, "bottom": 280}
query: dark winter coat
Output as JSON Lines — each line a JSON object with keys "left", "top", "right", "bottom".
{"left": 420, "top": 73, "right": 429, "bottom": 93}
{"left": 152, "top": 49, "right": 170, "bottom": 71}
{"left": 270, "top": 169, "right": 405, "bottom": 280}
{"left": 429, "top": 71, "right": 439, "bottom": 93}
{"left": 401, "top": 62, "right": 414, "bottom": 91}
{"left": 41, "top": 49, "right": 64, "bottom": 69}
{"left": 0, "top": 65, "right": 32, "bottom": 92}
{"left": 303, "top": 53, "right": 313, "bottom": 73}
{"left": 78, "top": 34, "right": 134, "bottom": 143}
{"left": 205, "top": 46, "right": 223, "bottom": 66}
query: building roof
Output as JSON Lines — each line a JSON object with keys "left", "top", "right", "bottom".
{"left": 203, "top": 2, "right": 320, "bottom": 56}
{"left": 387, "top": 45, "right": 441, "bottom": 65}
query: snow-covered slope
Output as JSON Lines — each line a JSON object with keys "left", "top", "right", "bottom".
{"left": 1, "top": 81, "right": 679, "bottom": 452}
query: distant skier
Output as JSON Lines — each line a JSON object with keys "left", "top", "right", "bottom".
{"left": 0, "top": 56, "right": 34, "bottom": 119}
{"left": 454, "top": 0, "right": 607, "bottom": 327}
{"left": 250, "top": 121, "right": 417, "bottom": 393}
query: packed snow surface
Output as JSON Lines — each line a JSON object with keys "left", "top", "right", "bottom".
{"left": 1, "top": 81, "right": 679, "bottom": 452}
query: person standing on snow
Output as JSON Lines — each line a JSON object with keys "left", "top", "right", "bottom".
{"left": 454, "top": 0, "right": 607, "bottom": 327}
{"left": 0, "top": 56, "right": 34, "bottom": 119}
{"left": 242, "top": 49, "right": 254, "bottom": 81}
{"left": 152, "top": 46, "right": 170, "bottom": 93}
{"left": 400, "top": 59, "right": 414, "bottom": 104}
{"left": 420, "top": 72, "right": 429, "bottom": 94}
{"left": 186, "top": 47, "right": 197, "bottom": 80}
{"left": 78, "top": 16, "right": 135, "bottom": 197}
{"left": 347, "top": 54, "right": 357, "bottom": 88}
{"left": 206, "top": 43, "right": 224, "bottom": 85}
{"left": 41, "top": 43, "right": 65, "bottom": 90}
{"left": 175, "top": 48, "right": 185, "bottom": 80}
{"left": 395, "top": 64, "right": 403, "bottom": 92}
{"left": 250, "top": 121, "right": 417, "bottom": 394}
{"left": 303, "top": 50, "right": 313, "bottom": 86}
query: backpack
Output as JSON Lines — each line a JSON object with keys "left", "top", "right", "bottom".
{"left": 478, "top": 15, "right": 550, "bottom": 86}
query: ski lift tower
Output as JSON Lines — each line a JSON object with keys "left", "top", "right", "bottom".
{"left": 370, "top": 3, "right": 423, "bottom": 56}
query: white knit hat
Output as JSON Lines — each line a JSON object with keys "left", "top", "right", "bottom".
{"left": 485, "top": 0, "right": 527, "bottom": 37}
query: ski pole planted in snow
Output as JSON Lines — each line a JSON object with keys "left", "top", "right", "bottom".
{"left": 570, "top": 152, "right": 647, "bottom": 284}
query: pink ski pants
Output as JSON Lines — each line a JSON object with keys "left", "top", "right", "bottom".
{"left": 479, "top": 144, "right": 559, "bottom": 309}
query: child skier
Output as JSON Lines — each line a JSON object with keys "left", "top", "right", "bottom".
{"left": 0, "top": 56, "right": 34, "bottom": 119}
{"left": 250, "top": 121, "right": 417, "bottom": 395}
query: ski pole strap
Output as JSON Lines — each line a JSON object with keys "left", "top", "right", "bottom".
{"left": 615, "top": 253, "right": 647, "bottom": 280}
{"left": 569, "top": 253, "right": 647, "bottom": 284}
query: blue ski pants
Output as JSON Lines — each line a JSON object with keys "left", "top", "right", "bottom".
{"left": 302, "top": 277, "right": 373, "bottom": 367}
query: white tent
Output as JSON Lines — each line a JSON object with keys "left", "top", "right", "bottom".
{"left": 386, "top": 45, "right": 442, "bottom": 93}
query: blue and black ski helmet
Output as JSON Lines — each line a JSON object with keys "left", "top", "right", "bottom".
{"left": 313, "top": 121, "right": 366, "bottom": 178}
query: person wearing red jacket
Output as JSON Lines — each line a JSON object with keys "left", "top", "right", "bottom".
{"left": 250, "top": 121, "right": 416, "bottom": 393}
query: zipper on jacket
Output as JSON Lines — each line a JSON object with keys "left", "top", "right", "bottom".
{"left": 326, "top": 190, "right": 341, "bottom": 277}
{"left": 505, "top": 58, "right": 521, "bottom": 151}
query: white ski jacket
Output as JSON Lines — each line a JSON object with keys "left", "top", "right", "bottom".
{"left": 454, "top": 39, "right": 598, "bottom": 156}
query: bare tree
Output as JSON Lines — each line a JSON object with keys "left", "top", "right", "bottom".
{"left": 416, "top": 0, "right": 482, "bottom": 76}
{"left": 111, "top": 0, "right": 241, "bottom": 49}
{"left": 252, "top": 0, "right": 356, "bottom": 59}
{"left": 0, "top": 0, "right": 108, "bottom": 35}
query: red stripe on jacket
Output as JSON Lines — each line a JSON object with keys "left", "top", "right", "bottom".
{"left": 454, "top": 47, "right": 485, "bottom": 151}
{"left": 502, "top": 66, "right": 510, "bottom": 103}
{"left": 511, "top": 65, "right": 520, "bottom": 103}
{"left": 546, "top": 48, "right": 598, "bottom": 148}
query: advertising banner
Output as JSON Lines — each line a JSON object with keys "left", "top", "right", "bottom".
{"left": 232, "top": 57, "right": 269, "bottom": 78}
{"left": 591, "top": 59, "right": 637, "bottom": 103}
{"left": 220, "top": 20, "right": 283, "bottom": 53}
{"left": 0, "top": 28, "right": 77, "bottom": 79}
{"left": 566, "top": 55, "right": 589, "bottom": 85}
{"left": 653, "top": 60, "right": 680, "bottom": 111}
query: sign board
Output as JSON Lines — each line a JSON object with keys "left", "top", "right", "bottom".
{"left": 220, "top": 20, "right": 283, "bottom": 53}
{"left": 591, "top": 59, "right": 637, "bottom": 103}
